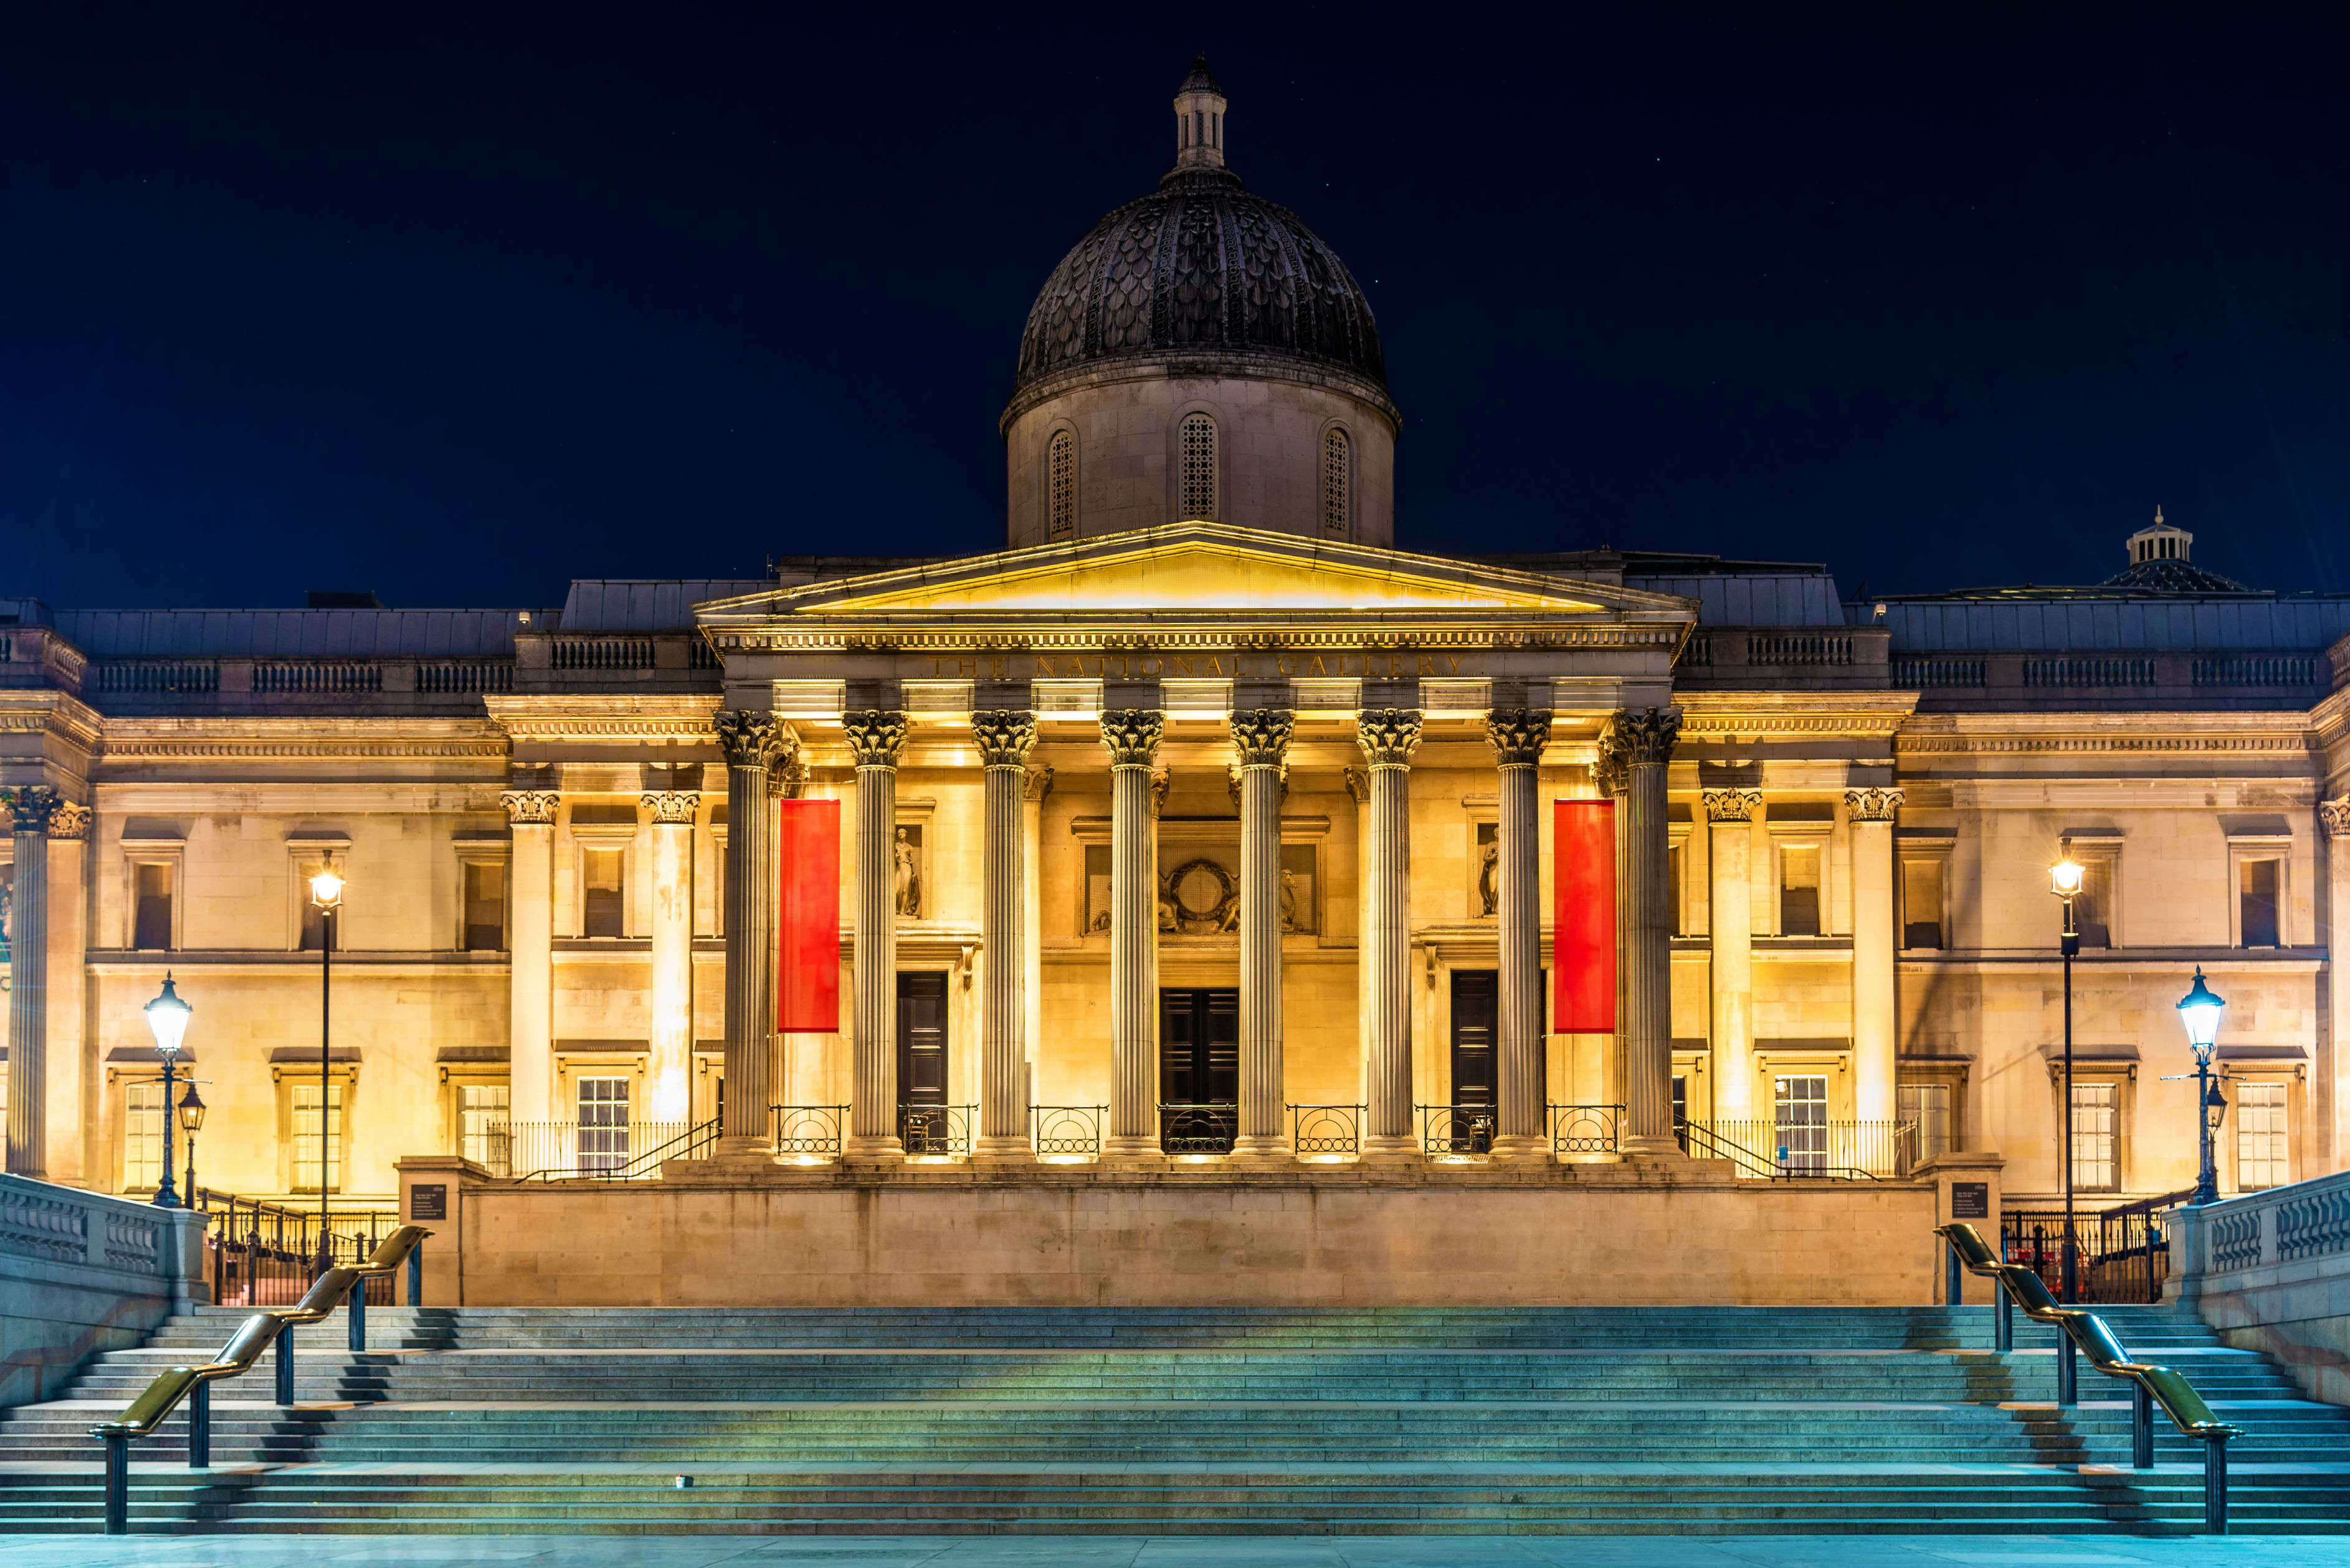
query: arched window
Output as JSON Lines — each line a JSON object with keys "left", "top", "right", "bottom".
{"left": 1047, "top": 430, "right": 1077, "bottom": 540}
{"left": 1178, "top": 412, "right": 1218, "bottom": 521}
{"left": 1321, "top": 427, "right": 1351, "bottom": 538}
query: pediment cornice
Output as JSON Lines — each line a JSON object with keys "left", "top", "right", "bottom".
{"left": 1674, "top": 691, "right": 1920, "bottom": 740}
{"left": 92, "top": 715, "right": 510, "bottom": 763}
{"left": 0, "top": 690, "right": 105, "bottom": 754}
{"left": 484, "top": 693, "right": 723, "bottom": 743}
{"left": 1896, "top": 710, "right": 2319, "bottom": 758}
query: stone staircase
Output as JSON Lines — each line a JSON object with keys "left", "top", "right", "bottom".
{"left": 2, "top": 1304, "right": 2345, "bottom": 1534}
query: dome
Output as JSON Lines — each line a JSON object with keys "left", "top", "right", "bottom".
{"left": 1010, "top": 64, "right": 1387, "bottom": 405}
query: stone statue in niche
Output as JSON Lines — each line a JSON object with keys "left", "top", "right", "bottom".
{"left": 1279, "top": 869, "right": 1301, "bottom": 933}
{"left": 893, "top": 825, "right": 924, "bottom": 918}
{"left": 1476, "top": 822, "right": 1500, "bottom": 918}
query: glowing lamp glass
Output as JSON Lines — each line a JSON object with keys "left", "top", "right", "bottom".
{"left": 176, "top": 1083, "right": 206, "bottom": 1134}
{"left": 309, "top": 870, "right": 345, "bottom": 909}
{"left": 2048, "top": 858, "right": 2085, "bottom": 900}
{"left": 143, "top": 974, "right": 193, "bottom": 1057}
{"left": 2176, "top": 967, "right": 2226, "bottom": 1055}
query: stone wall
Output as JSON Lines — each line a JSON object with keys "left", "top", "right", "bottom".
{"left": 2169, "top": 1171, "right": 2350, "bottom": 1407}
{"left": 0, "top": 1174, "right": 206, "bottom": 1408}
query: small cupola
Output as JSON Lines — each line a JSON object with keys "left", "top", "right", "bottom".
{"left": 1171, "top": 56, "right": 1227, "bottom": 173}
{"left": 2124, "top": 506, "right": 2194, "bottom": 566}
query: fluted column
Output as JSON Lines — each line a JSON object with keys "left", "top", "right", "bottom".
{"left": 715, "top": 710, "right": 788, "bottom": 1155}
{"left": 1705, "top": 789, "right": 1760, "bottom": 1124}
{"left": 4, "top": 787, "right": 60, "bottom": 1177}
{"left": 1847, "top": 787, "right": 1902, "bottom": 1156}
{"left": 1595, "top": 743, "right": 1630, "bottom": 1119}
{"left": 1487, "top": 710, "right": 1551, "bottom": 1157}
{"left": 643, "top": 789, "right": 698, "bottom": 1126}
{"left": 1357, "top": 710, "right": 1423, "bottom": 1159}
{"left": 1609, "top": 708, "right": 1682, "bottom": 1156}
{"left": 1100, "top": 710, "right": 1164, "bottom": 1157}
{"left": 2323, "top": 799, "right": 2350, "bottom": 1169}
{"left": 974, "top": 711, "right": 1039, "bottom": 1160}
{"left": 502, "top": 789, "right": 561, "bottom": 1126}
{"left": 843, "top": 711, "right": 910, "bottom": 1159}
{"left": 1230, "top": 708, "right": 1295, "bottom": 1159}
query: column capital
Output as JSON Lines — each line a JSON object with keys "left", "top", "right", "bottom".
{"left": 766, "top": 751, "right": 809, "bottom": 799}
{"left": 500, "top": 789, "right": 561, "bottom": 827}
{"left": 1149, "top": 769, "right": 1172, "bottom": 820}
{"left": 1483, "top": 708, "right": 1551, "bottom": 767}
{"left": 1022, "top": 764, "right": 1055, "bottom": 803}
{"left": 1229, "top": 707, "right": 1295, "bottom": 767}
{"left": 715, "top": 708, "right": 795, "bottom": 769}
{"left": 1844, "top": 787, "right": 1903, "bottom": 824}
{"left": 1602, "top": 706, "right": 1682, "bottom": 767}
{"left": 841, "top": 709, "right": 910, "bottom": 769}
{"left": 972, "top": 709, "right": 1040, "bottom": 767}
{"left": 642, "top": 791, "right": 698, "bottom": 826}
{"left": 1703, "top": 787, "right": 1762, "bottom": 824}
{"left": 1342, "top": 766, "right": 1371, "bottom": 804}
{"left": 4, "top": 785, "right": 62, "bottom": 834}
{"left": 2321, "top": 797, "right": 2350, "bottom": 840}
{"left": 1098, "top": 708, "right": 1164, "bottom": 767}
{"left": 1592, "top": 749, "right": 1628, "bottom": 797}
{"left": 1355, "top": 708, "right": 1424, "bottom": 768}
{"left": 46, "top": 801, "right": 91, "bottom": 841}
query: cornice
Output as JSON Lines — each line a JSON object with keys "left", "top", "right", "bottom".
{"left": 484, "top": 693, "right": 722, "bottom": 743}
{"left": 703, "top": 622, "right": 1686, "bottom": 655}
{"left": 0, "top": 690, "right": 105, "bottom": 754}
{"left": 1673, "top": 690, "right": 1918, "bottom": 739}
{"left": 92, "top": 715, "right": 508, "bottom": 763}
{"left": 1896, "top": 710, "right": 2318, "bottom": 758}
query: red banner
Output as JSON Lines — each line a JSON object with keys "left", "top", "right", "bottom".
{"left": 1552, "top": 799, "right": 1616, "bottom": 1033}
{"left": 776, "top": 799, "right": 841, "bottom": 1033}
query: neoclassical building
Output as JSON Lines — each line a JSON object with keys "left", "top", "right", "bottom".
{"left": 7, "top": 64, "right": 2349, "bottom": 1230}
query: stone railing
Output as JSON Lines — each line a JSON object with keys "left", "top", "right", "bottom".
{"left": 2168, "top": 1169, "right": 2350, "bottom": 1406}
{"left": 1, "top": 1174, "right": 208, "bottom": 1408}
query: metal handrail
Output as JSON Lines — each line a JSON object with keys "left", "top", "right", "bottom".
{"left": 513, "top": 1118, "right": 716, "bottom": 1181}
{"left": 1938, "top": 1220, "right": 2242, "bottom": 1533}
{"left": 1679, "top": 1119, "right": 1886, "bottom": 1180}
{"left": 90, "top": 1225, "right": 430, "bottom": 1534}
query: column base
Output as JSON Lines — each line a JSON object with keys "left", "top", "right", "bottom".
{"left": 843, "top": 1136, "right": 906, "bottom": 1162}
{"left": 1100, "top": 1134, "right": 1161, "bottom": 1159}
{"left": 1227, "top": 1136, "right": 1293, "bottom": 1162}
{"left": 1620, "top": 1133, "right": 1691, "bottom": 1159}
{"left": 1358, "top": 1136, "right": 1422, "bottom": 1164}
{"left": 1486, "top": 1134, "right": 1551, "bottom": 1162}
{"left": 711, "top": 1135, "right": 772, "bottom": 1160}
{"left": 971, "top": 1138, "right": 1037, "bottom": 1166}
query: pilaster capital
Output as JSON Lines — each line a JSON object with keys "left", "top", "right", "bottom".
{"left": 972, "top": 708, "right": 1040, "bottom": 767}
{"left": 642, "top": 791, "right": 698, "bottom": 826}
{"left": 1022, "top": 764, "right": 1055, "bottom": 804}
{"left": 1355, "top": 708, "right": 1424, "bottom": 768}
{"left": 500, "top": 789, "right": 561, "bottom": 827}
{"left": 1226, "top": 763, "right": 1288, "bottom": 810}
{"left": 4, "top": 784, "right": 62, "bottom": 835}
{"left": 1602, "top": 706, "right": 1682, "bottom": 768}
{"left": 1149, "top": 769, "right": 1172, "bottom": 820}
{"left": 47, "top": 801, "right": 92, "bottom": 840}
{"left": 715, "top": 708, "right": 795, "bottom": 770}
{"left": 1098, "top": 708, "right": 1164, "bottom": 768}
{"left": 1843, "top": 787, "right": 1903, "bottom": 824}
{"left": 1342, "top": 767, "right": 1371, "bottom": 804}
{"left": 1592, "top": 749, "right": 1627, "bottom": 797}
{"left": 1483, "top": 708, "right": 1551, "bottom": 767}
{"left": 840, "top": 710, "right": 910, "bottom": 769}
{"left": 1702, "top": 788, "right": 1762, "bottom": 824}
{"left": 1229, "top": 707, "right": 1295, "bottom": 767}
{"left": 2321, "top": 797, "right": 2350, "bottom": 840}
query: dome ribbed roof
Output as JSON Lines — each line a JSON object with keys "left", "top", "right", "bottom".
{"left": 1012, "top": 166, "right": 1387, "bottom": 397}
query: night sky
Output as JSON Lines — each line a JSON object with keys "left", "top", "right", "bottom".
{"left": 5, "top": 5, "right": 2344, "bottom": 612}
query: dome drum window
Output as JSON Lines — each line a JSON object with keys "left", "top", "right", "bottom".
{"left": 1321, "top": 428, "right": 1351, "bottom": 539}
{"left": 1179, "top": 414, "right": 1219, "bottom": 522}
{"left": 1048, "top": 430, "right": 1077, "bottom": 540}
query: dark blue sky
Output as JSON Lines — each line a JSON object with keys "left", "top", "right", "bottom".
{"left": 4, "top": 4, "right": 2343, "bottom": 611}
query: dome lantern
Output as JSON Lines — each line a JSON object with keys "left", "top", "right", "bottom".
{"left": 1172, "top": 56, "right": 1228, "bottom": 175}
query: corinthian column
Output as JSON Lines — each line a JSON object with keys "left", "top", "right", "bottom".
{"left": 973, "top": 710, "right": 1039, "bottom": 1161}
{"left": 502, "top": 789, "right": 561, "bottom": 1127}
{"left": 1357, "top": 709, "right": 1422, "bottom": 1160}
{"left": 4, "top": 786, "right": 60, "bottom": 1177}
{"left": 842, "top": 710, "right": 910, "bottom": 1159}
{"left": 1230, "top": 708, "right": 1295, "bottom": 1159}
{"left": 2324, "top": 799, "right": 2350, "bottom": 1170}
{"left": 642, "top": 789, "right": 698, "bottom": 1126}
{"left": 1100, "top": 709, "right": 1164, "bottom": 1158}
{"left": 1705, "top": 789, "right": 1760, "bottom": 1124}
{"left": 1609, "top": 707, "right": 1682, "bottom": 1156}
{"left": 1847, "top": 787, "right": 1903, "bottom": 1159}
{"left": 714, "top": 710, "right": 788, "bottom": 1156}
{"left": 1487, "top": 710, "right": 1551, "bottom": 1159}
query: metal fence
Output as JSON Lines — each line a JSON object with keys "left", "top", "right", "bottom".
{"left": 1548, "top": 1103, "right": 1623, "bottom": 1156}
{"left": 1030, "top": 1105, "right": 1105, "bottom": 1159}
{"left": 193, "top": 1189, "right": 401, "bottom": 1306}
{"left": 1419, "top": 1103, "right": 1498, "bottom": 1157}
{"left": 771, "top": 1105, "right": 847, "bottom": 1159}
{"left": 489, "top": 1120, "right": 697, "bottom": 1179}
{"left": 900, "top": 1104, "right": 974, "bottom": 1158}
{"left": 1159, "top": 1102, "right": 1237, "bottom": 1154}
{"left": 2002, "top": 1190, "right": 2194, "bottom": 1304}
{"left": 1289, "top": 1103, "right": 1363, "bottom": 1157}
{"left": 1684, "top": 1119, "right": 1918, "bottom": 1177}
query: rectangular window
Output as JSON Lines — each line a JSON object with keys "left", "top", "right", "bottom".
{"left": 1779, "top": 845, "right": 1821, "bottom": 936}
{"left": 2069, "top": 1081, "right": 2118, "bottom": 1194}
{"left": 1901, "top": 858, "right": 1944, "bottom": 950}
{"left": 1668, "top": 843, "right": 1685, "bottom": 936}
{"left": 583, "top": 849, "right": 624, "bottom": 938}
{"left": 576, "top": 1076, "right": 629, "bottom": 1174}
{"left": 133, "top": 862, "right": 174, "bottom": 951}
{"left": 122, "top": 1080, "right": 166, "bottom": 1191}
{"left": 463, "top": 861, "right": 507, "bottom": 951}
{"left": 2239, "top": 858, "right": 2281, "bottom": 948}
{"left": 2235, "top": 1081, "right": 2287, "bottom": 1191}
{"left": 1898, "top": 1081, "right": 1953, "bottom": 1166}
{"left": 297, "top": 860, "right": 333, "bottom": 951}
{"left": 1774, "top": 1075, "right": 1828, "bottom": 1174}
{"left": 460, "top": 1083, "right": 510, "bottom": 1174}
{"left": 291, "top": 1081, "right": 345, "bottom": 1193}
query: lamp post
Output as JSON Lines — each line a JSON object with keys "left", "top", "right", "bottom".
{"left": 2177, "top": 968, "right": 2227, "bottom": 1206}
{"left": 142, "top": 975, "right": 193, "bottom": 1207}
{"left": 308, "top": 869, "right": 344, "bottom": 1271}
{"left": 177, "top": 1082, "right": 206, "bottom": 1205}
{"left": 2048, "top": 852, "right": 2085, "bottom": 1304}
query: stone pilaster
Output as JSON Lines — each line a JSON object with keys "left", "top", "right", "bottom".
{"left": 1486, "top": 709, "right": 1551, "bottom": 1158}
{"left": 500, "top": 789, "right": 561, "bottom": 1126}
{"left": 1607, "top": 708, "right": 1682, "bottom": 1156}
{"left": 1356, "top": 709, "right": 1422, "bottom": 1160}
{"left": 1100, "top": 710, "right": 1164, "bottom": 1158}
{"left": 1704, "top": 788, "right": 1761, "bottom": 1123}
{"left": 1846, "top": 787, "right": 1903, "bottom": 1154}
{"left": 842, "top": 710, "right": 910, "bottom": 1159}
{"left": 4, "top": 787, "right": 60, "bottom": 1178}
{"left": 42, "top": 802, "right": 88, "bottom": 1184}
{"left": 715, "top": 709, "right": 789, "bottom": 1156}
{"left": 1022, "top": 766, "right": 1054, "bottom": 1112}
{"left": 2321, "top": 798, "right": 2350, "bottom": 1169}
{"left": 973, "top": 711, "right": 1039, "bottom": 1161}
{"left": 1230, "top": 708, "right": 1295, "bottom": 1159}
{"left": 642, "top": 790, "right": 698, "bottom": 1127}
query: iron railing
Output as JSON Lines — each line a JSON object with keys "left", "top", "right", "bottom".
{"left": 1159, "top": 1102, "right": 1237, "bottom": 1154}
{"left": 1288, "top": 1103, "right": 1363, "bottom": 1157}
{"left": 900, "top": 1103, "right": 974, "bottom": 1157}
{"left": 1548, "top": 1103, "right": 1623, "bottom": 1156}
{"left": 1030, "top": 1104, "right": 1105, "bottom": 1158}
{"left": 2002, "top": 1189, "right": 2195, "bottom": 1305}
{"left": 490, "top": 1119, "right": 701, "bottom": 1180}
{"left": 1683, "top": 1118, "right": 1916, "bottom": 1177}
{"left": 190, "top": 1189, "right": 401, "bottom": 1306}
{"left": 1420, "top": 1103, "right": 1497, "bottom": 1157}
{"left": 771, "top": 1104, "right": 848, "bottom": 1158}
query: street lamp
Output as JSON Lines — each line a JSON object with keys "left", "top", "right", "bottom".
{"left": 2048, "top": 850, "right": 2085, "bottom": 1305}
{"left": 308, "top": 868, "right": 344, "bottom": 1270}
{"left": 142, "top": 975, "right": 193, "bottom": 1207}
{"left": 177, "top": 1082, "right": 206, "bottom": 1205}
{"left": 2177, "top": 967, "right": 2227, "bottom": 1205}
